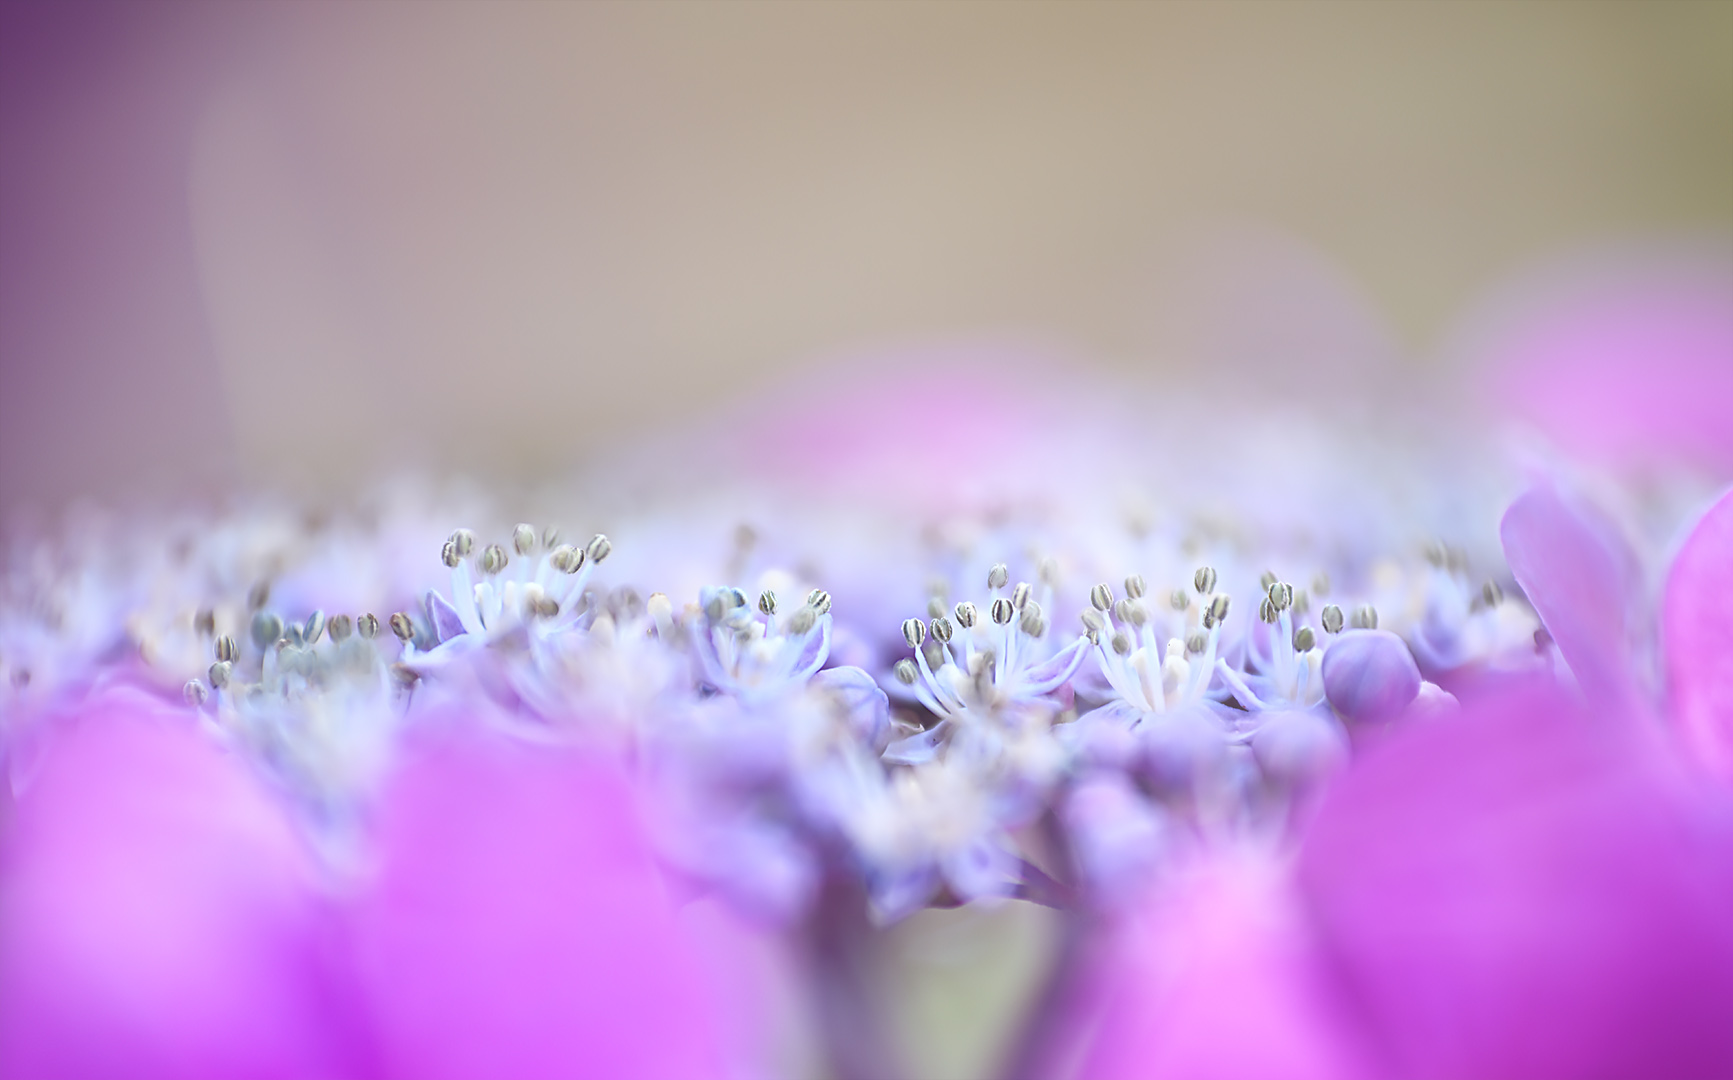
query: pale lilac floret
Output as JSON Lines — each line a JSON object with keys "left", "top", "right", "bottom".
{"left": 1320, "top": 629, "right": 1422, "bottom": 726}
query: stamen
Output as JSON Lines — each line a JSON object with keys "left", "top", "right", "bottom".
{"left": 1080, "top": 608, "right": 1105, "bottom": 634}
{"left": 930, "top": 616, "right": 954, "bottom": 643}
{"left": 954, "top": 601, "right": 978, "bottom": 628}
{"left": 1351, "top": 604, "right": 1379, "bottom": 630}
{"left": 895, "top": 659, "right": 918, "bottom": 684}
{"left": 1268, "top": 581, "right": 1293, "bottom": 611}
{"left": 806, "top": 588, "right": 832, "bottom": 615}
{"left": 903, "top": 618, "right": 927, "bottom": 649}
{"left": 1293, "top": 626, "right": 1316, "bottom": 652}
{"left": 758, "top": 590, "right": 777, "bottom": 616}
{"left": 1321, "top": 604, "right": 1345, "bottom": 633}
{"left": 248, "top": 582, "right": 270, "bottom": 611}
{"left": 1020, "top": 610, "right": 1047, "bottom": 638}
{"left": 1424, "top": 539, "right": 1449, "bottom": 568}
{"left": 1259, "top": 597, "right": 1277, "bottom": 624}
{"left": 208, "top": 660, "right": 232, "bottom": 688}
{"left": 1111, "top": 631, "right": 1132, "bottom": 656}
{"left": 1090, "top": 583, "right": 1114, "bottom": 612}
{"left": 480, "top": 544, "right": 509, "bottom": 575}
{"left": 991, "top": 598, "right": 1016, "bottom": 625}
{"left": 1311, "top": 572, "right": 1330, "bottom": 595}
{"left": 303, "top": 611, "right": 325, "bottom": 646}
{"left": 585, "top": 534, "right": 613, "bottom": 563}
{"left": 1293, "top": 589, "right": 1309, "bottom": 615}
{"left": 1194, "top": 566, "right": 1217, "bottom": 594}
{"left": 441, "top": 540, "right": 462, "bottom": 569}
{"left": 1012, "top": 582, "right": 1032, "bottom": 610}
{"left": 183, "top": 679, "right": 208, "bottom": 706}
{"left": 1039, "top": 557, "right": 1059, "bottom": 585}
{"left": 786, "top": 607, "right": 817, "bottom": 635}
{"left": 1185, "top": 630, "right": 1207, "bottom": 655}
{"left": 357, "top": 613, "right": 380, "bottom": 639}
{"left": 450, "top": 529, "right": 476, "bottom": 557}
{"left": 542, "top": 525, "right": 561, "bottom": 549}
{"left": 1124, "top": 574, "right": 1146, "bottom": 600}
{"left": 550, "top": 545, "right": 584, "bottom": 573}
{"left": 1169, "top": 588, "right": 1189, "bottom": 612}
{"left": 194, "top": 609, "right": 215, "bottom": 638}
{"left": 1260, "top": 570, "right": 1279, "bottom": 590}
{"left": 988, "top": 564, "right": 1010, "bottom": 590}
{"left": 251, "top": 612, "right": 283, "bottom": 651}
{"left": 1481, "top": 580, "right": 1504, "bottom": 606}
{"left": 927, "top": 596, "right": 947, "bottom": 619}
{"left": 215, "top": 635, "right": 238, "bottom": 663}
{"left": 327, "top": 614, "right": 353, "bottom": 642}
{"left": 389, "top": 613, "right": 415, "bottom": 641}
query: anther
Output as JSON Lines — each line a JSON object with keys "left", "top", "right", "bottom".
{"left": 1194, "top": 566, "right": 1218, "bottom": 594}
{"left": 1080, "top": 608, "right": 1105, "bottom": 634}
{"left": 215, "top": 635, "right": 239, "bottom": 663}
{"left": 1209, "top": 594, "right": 1231, "bottom": 623}
{"left": 1293, "top": 626, "right": 1316, "bottom": 652}
{"left": 389, "top": 613, "right": 415, "bottom": 641}
{"left": 1020, "top": 610, "right": 1047, "bottom": 637}
{"left": 1293, "top": 589, "right": 1309, "bottom": 614}
{"left": 1012, "top": 582, "right": 1032, "bottom": 611}
{"left": 1090, "top": 583, "right": 1114, "bottom": 612}
{"left": 1268, "top": 581, "right": 1293, "bottom": 611}
{"left": 208, "top": 660, "right": 232, "bottom": 688}
{"left": 442, "top": 541, "right": 462, "bottom": 568}
{"left": 525, "top": 589, "right": 560, "bottom": 619}
{"left": 248, "top": 582, "right": 271, "bottom": 611}
{"left": 1321, "top": 604, "right": 1345, "bottom": 634}
{"left": 1125, "top": 574, "right": 1147, "bottom": 600}
{"left": 1185, "top": 631, "right": 1207, "bottom": 655}
{"left": 1111, "top": 631, "right": 1132, "bottom": 656}
{"left": 922, "top": 639, "right": 945, "bottom": 669}
{"left": 450, "top": 529, "right": 476, "bottom": 557}
{"left": 991, "top": 598, "right": 1016, "bottom": 625}
{"left": 954, "top": 601, "right": 978, "bottom": 628}
{"left": 1481, "top": 580, "right": 1504, "bottom": 607}
{"left": 903, "top": 618, "right": 927, "bottom": 649}
{"left": 357, "top": 613, "right": 380, "bottom": 639}
{"left": 931, "top": 616, "right": 953, "bottom": 643}
{"left": 184, "top": 679, "right": 208, "bottom": 706}
{"left": 988, "top": 564, "right": 1009, "bottom": 590}
{"left": 194, "top": 609, "right": 215, "bottom": 638}
{"left": 304, "top": 611, "right": 325, "bottom": 645}
{"left": 327, "top": 614, "right": 353, "bottom": 642}
{"left": 1260, "top": 570, "right": 1279, "bottom": 590}
{"left": 585, "top": 534, "right": 612, "bottom": 564}
{"left": 758, "top": 590, "right": 777, "bottom": 616}
{"left": 512, "top": 524, "right": 536, "bottom": 556}
{"left": 1260, "top": 597, "right": 1277, "bottom": 624}
{"left": 806, "top": 589, "right": 832, "bottom": 616}
{"left": 250, "top": 612, "right": 283, "bottom": 651}
{"left": 550, "top": 545, "right": 583, "bottom": 573}
{"left": 1351, "top": 604, "right": 1379, "bottom": 630}
{"left": 1170, "top": 588, "right": 1190, "bottom": 611}
{"left": 786, "top": 607, "right": 817, "bottom": 635}
{"left": 542, "top": 525, "right": 561, "bottom": 549}
{"left": 927, "top": 596, "right": 947, "bottom": 619}
{"left": 480, "top": 544, "right": 509, "bottom": 575}
{"left": 1311, "top": 572, "right": 1330, "bottom": 595}
{"left": 895, "top": 659, "right": 918, "bottom": 685}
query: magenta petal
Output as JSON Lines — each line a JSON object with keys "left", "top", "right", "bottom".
{"left": 1299, "top": 683, "right": 1733, "bottom": 1080}
{"left": 0, "top": 694, "right": 362, "bottom": 1080}
{"left": 1500, "top": 485, "right": 1641, "bottom": 710}
{"left": 352, "top": 728, "right": 724, "bottom": 1080}
{"left": 1664, "top": 489, "right": 1733, "bottom": 779}
{"left": 1081, "top": 852, "right": 1377, "bottom": 1080}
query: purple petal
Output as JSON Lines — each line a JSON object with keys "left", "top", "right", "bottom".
{"left": 1321, "top": 629, "right": 1422, "bottom": 726}
{"left": 351, "top": 727, "right": 723, "bottom": 1080}
{"left": 1664, "top": 488, "right": 1733, "bottom": 779}
{"left": 1299, "top": 681, "right": 1733, "bottom": 1080}
{"left": 424, "top": 590, "right": 468, "bottom": 644}
{"left": 1500, "top": 484, "right": 1640, "bottom": 710}
{"left": 1020, "top": 635, "right": 1089, "bottom": 696}
{"left": 812, "top": 665, "right": 891, "bottom": 750}
{"left": 1251, "top": 707, "right": 1350, "bottom": 791}
{"left": 0, "top": 694, "right": 363, "bottom": 1080}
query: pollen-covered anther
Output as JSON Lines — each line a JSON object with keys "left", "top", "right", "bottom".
{"left": 786, "top": 607, "right": 817, "bottom": 635}
{"left": 303, "top": 611, "right": 325, "bottom": 646}
{"left": 1080, "top": 608, "right": 1105, "bottom": 634}
{"left": 585, "top": 534, "right": 612, "bottom": 564}
{"left": 930, "top": 616, "right": 953, "bottom": 643}
{"left": 441, "top": 541, "right": 462, "bottom": 569}
{"left": 450, "top": 529, "right": 476, "bottom": 558}
{"left": 954, "top": 601, "right": 978, "bottom": 628}
{"left": 1268, "top": 581, "right": 1293, "bottom": 612}
{"left": 1020, "top": 610, "right": 1047, "bottom": 637}
{"left": 1209, "top": 594, "right": 1231, "bottom": 623}
{"left": 1194, "top": 566, "right": 1218, "bottom": 595}
{"left": 1351, "top": 604, "right": 1379, "bottom": 630}
{"left": 208, "top": 660, "right": 232, "bottom": 688}
{"left": 903, "top": 618, "right": 927, "bottom": 649}
{"left": 988, "top": 563, "right": 1010, "bottom": 590}
{"left": 1124, "top": 574, "right": 1147, "bottom": 600}
{"left": 214, "top": 634, "right": 238, "bottom": 663}
{"left": 183, "top": 679, "right": 208, "bottom": 706}
{"left": 1185, "top": 630, "right": 1207, "bottom": 655}
{"left": 806, "top": 588, "right": 832, "bottom": 616}
{"left": 357, "top": 613, "right": 380, "bottom": 639}
{"left": 991, "top": 598, "right": 1016, "bottom": 625}
{"left": 327, "top": 614, "right": 353, "bottom": 642}
{"left": 895, "top": 659, "right": 918, "bottom": 685}
{"left": 1090, "top": 583, "right": 1114, "bottom": 612}
{"left": 523, "top": 585, "right": 559, "bottom": 619}
{"left": 541, "top": 525, "right": 560, "bottom": 548}
{"left": 513, "top": 525, "right": 538, "bottom": 557}
{"left": 548, "top": 545, "right": 581, "bottom": 573}
{"left": 1293, "top": 626, "right": 1316, "bottom": 652}
{"left": 758, "top": 590, "right": 777, "bottom": 616}
{"left": 389, "top": 612, "right": 415, "bottom": 642}
{"left": 1169, "top": 588, "right": 1189, "bottom": 612}
{"left": 480, "top": 544, "right": 509, "bottom": 575}
{"left": 1260, "top": 597, "right": 1277, "bottom": 624}
{"left": 1012, "top": 582, "right": 1032, "bottom": 610}
{"left": 1321, "top": 604, "right": 1345, "bottom": 633}
{"left": 1111, "top": 631, "right": 1132, "bottom": 656}
{"left": 250, "top": 612, "right": 283, "bottom": 650}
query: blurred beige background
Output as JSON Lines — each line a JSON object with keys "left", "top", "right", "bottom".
{"left": 2, "top": 1, "right": 1730, "bottom": 520}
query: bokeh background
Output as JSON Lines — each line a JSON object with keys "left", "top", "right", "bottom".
{"left": 3, "top": 0, "right": 1730, "bottom": 524}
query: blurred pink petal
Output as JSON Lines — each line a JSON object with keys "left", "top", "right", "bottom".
{"left": 1300, "top": 681, "right": 1733, "bottom": 1080}
{"left": 350, "top": 726, "right": 724, "bottom": 1080}
{"left": 0, "top": 692, "right": 362, "bottom": 1080}
{"left": 1081, "top": 851, "right": 1376, "bottom": 1080}
{"left": 1500, "top": 484, "right": 1641, "bottom": 711}
{"left": 1479, "top": 261, "right": 1733, "bottom": 475}
{"left": 1664, "top": 489, "right": 1733, "bottom": 780}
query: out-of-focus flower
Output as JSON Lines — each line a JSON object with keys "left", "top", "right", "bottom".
{"left": 1663, "top": 488, "right": 1733, "bottom": 781}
